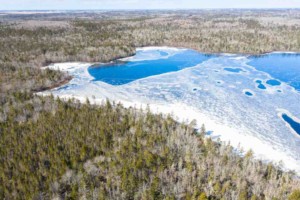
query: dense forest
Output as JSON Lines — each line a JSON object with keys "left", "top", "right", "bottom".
{"left": 1, "top": 10, "right": 300, "bottom": 199}
{"left": 1, "top": 96, "right": 300, "bottom": 199}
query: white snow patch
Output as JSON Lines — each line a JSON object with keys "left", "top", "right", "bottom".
{"left": 120, "top": 46, "right": 187, "bottom": 62}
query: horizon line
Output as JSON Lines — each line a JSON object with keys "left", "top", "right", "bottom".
{"left": 1, "top": 8, "right": 300, "bottom": 12}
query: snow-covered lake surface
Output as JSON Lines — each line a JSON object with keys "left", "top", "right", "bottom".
{"left": 41, "top": 47, "right": 300, "bottom": 174}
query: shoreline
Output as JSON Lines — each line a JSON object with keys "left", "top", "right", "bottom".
{"left": 33, "top": 76, "right": 73, "bottom": 93}
{"left": 39, "top": 46, "right": 300, "bottom": 174}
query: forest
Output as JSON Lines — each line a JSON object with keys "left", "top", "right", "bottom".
{"left": 1, "top": 10, "right": 300, "bottom": 199}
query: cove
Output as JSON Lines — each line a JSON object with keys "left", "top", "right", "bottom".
{"left": 88, "top": 49, "right": 215, "bottom": 85}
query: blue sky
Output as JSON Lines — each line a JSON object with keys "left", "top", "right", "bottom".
{"left": 1, "top": 0, "right": 300, "bottom": 10}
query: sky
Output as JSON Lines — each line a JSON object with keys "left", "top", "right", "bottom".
{"left": 1, "top": 0, "right": 300, "bottom": 10}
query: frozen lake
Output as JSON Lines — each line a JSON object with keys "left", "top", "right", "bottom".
{"left": 43, "top": 47, "right": 300, "bottom": 173}
{"left": 89, "top": 48, "right": 300, "bottom": 136}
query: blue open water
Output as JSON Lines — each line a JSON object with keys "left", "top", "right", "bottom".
{"left": 88, "top": 49, "right": 215, "bottom": 85}
{"left": 282, "top": 114, "right": 300, "bottom": 135}
{"left": 248, "top": 53, "right": 300, "bottom": 91}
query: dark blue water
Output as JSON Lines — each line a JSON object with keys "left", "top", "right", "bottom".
{"left": 245, "top": 91, "right": 253, "bottom": 96}
{"left": 266, "top": 79, "right": 281, "bottom": 86}
{"left": 248, "top": 53, "right": 300, "bottom": 91}
{"left": 257, "top": 83, "right": 266, "bottom": 90}
{"left": 224, "top": 68, "right": 244, "bottom": 73}
{"left": 255, "top": 80, "right": 267, "bottom": 90}
{"left": 89, "top": 49, "right": 215, "bottom": 85}
{"left": 282, "top": 114, "right": 300, "bottom": 135}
